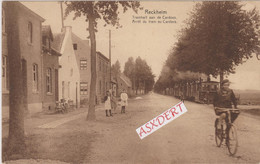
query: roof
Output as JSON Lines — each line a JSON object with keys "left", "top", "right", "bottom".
{"left": 18, "top": 2, "right": 45, "bottom": 22}
{"left": 119, "top": 73, "right": 132, "bottom": 87}
{"left": 42, "top": 25, "right": 53, "bottom": 40}
{"left": 72, "top": 33, "right": 91, "bottom": 56}
{"left": 97, "top": 51, "right": 109, "bottom": 62}
{"left": 52, "top": 32, "right": 65, "bottom": 52}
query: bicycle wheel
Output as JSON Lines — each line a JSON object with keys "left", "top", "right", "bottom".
{"left": 215, "top": 118, "right": 223, "bottom": 147}
{"left": 227, "top": 124, "right": 238, "bottom": 155}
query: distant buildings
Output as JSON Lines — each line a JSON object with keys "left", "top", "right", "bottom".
{"left": 116, "top": 73, "right": 133, "bottom": 97}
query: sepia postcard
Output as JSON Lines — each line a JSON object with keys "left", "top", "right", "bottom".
{"left": 1, "top": 1, "right": 260, "bottom": 163}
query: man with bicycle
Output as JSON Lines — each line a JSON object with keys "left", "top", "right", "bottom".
{"left": 213, "top": 79, "right": 238, "bottom": 131}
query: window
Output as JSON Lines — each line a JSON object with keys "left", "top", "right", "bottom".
{"left": 2, "top": 9, "right": 6, "bottom": 33}
{"left": 80, "top": 82, "right": 88, "bottom": 95}
{"left": 32, "top": 64, "right": 38, "bottom": 92}
{"left": 28, "top": 22, "right": 33, "bottom": 43}
{"left": 73, "top": 43, "right": 77, "bottom": 50}
{"left": 46, "top": 68, "right": 52, "bottom": 93}
{"left": 80, "top": 60, "right": 87, "bottom": 70}
{"left": 42, "top": 37, "right": 50, "bottom": 48}
{"left": 2, "top": 56, "right": 7, "bottom": 90}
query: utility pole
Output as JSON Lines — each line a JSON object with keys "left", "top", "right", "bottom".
{"left": 109, "top": 30, "right": 112, "bottom": 90}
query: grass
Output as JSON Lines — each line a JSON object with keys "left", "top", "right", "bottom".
{"left": 234, "top": 89, "right": 260, "bottom": 105}
{"left": 2, "top": 118, "right": 98, "bottom": 164}
{"left": 241, "top": 108, "right": 260, "bottom": 117}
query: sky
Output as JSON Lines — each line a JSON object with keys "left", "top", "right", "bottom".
{"left": 21, "top": 1, "right": 260, "bottom": 91}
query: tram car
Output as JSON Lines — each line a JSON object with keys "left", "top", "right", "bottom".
{"left": 171, "top": 80, "right": 219, "bottom": 104}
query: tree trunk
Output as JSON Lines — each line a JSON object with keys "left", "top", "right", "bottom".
{"left": 220, "top": 71, "right": 224, "bottom": 87}
{"left": 87, "top": 15, "right": 96, "bottom": 121}
{"left": 144, "top": 80, "right": 146, "bottom": 94}
{"left": 6, "top": 2, "right": 26, "bottom": 157}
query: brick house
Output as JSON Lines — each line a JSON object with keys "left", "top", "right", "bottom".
{"left": 2, "top": 2, "right": 45, "bottom": 117}
{"left": 96, "top": 51, "right": 110, "bottom": 104}
{"left": 41, "top": 25, "right": 61, "bottom": 110}
{"left": 72, "top": 34, "right": 91, "bottom": 107}
{"left": 72, "top": 34, "right": 111, "bottom": 106}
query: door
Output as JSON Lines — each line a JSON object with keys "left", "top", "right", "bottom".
{"left": 55, "top": 69, "right": 59, "bottom": 101}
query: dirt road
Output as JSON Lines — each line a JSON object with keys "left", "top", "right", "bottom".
{"left": 3, "top": 92, "right": 260, "bottom": 164}
{"left": 84, "top": 92, "right": 260, "bottom": 163}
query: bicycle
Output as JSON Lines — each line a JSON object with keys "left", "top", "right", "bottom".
{"left": 214, "top": 108, "right": 240, "bottom": 155}
{"left": 55, "top": 99, "right": 68, "bottom": 114}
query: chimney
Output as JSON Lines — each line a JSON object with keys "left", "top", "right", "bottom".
{"left": 61, "top": 26, "right": 72, "bottom": 33}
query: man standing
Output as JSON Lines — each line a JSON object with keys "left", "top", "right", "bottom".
{"left": 120, "top": 89, "right": 128, "bottom": 114}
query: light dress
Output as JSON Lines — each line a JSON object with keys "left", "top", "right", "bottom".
{"left": 120, "top": 93, "right": 128, "bottom": 106}
{"left": 105, "top": 96, "right": 111, "bottom": 110}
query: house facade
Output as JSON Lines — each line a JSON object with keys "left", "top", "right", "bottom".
{"left": 2, "top": 2, "right": 45, "bottom": 117}
{"left": 53, "top": 26, "right": 80, "bottom": 107}
{"left": 72, "top": 34, "right": 91, "bottom": 107}
{"left": 41, "top": 25, "right": 61, "bottom": 110}
{"left": 96, "top": 51, "right": 110, "bottom": 104}
{"left": 116, "top": 73, "right": 133, "bottom": 97}
{"left": 72, "top": 33, "right": 111, "bottom": 106}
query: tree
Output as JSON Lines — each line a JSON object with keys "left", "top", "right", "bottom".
{"left": 65, "top": 1, "right": 141, "bottom": 120}
{"left": 174, "top": 2, "right": 260, "bottom": 83}
{"left": 134, "top": 57, "right": 155, "bottom": 94}
{"left": 5, "top": 2, "right": 26, "bottom": 158}
{"left": 111, "top": 60, "right": 121, "bottom": 80}
{"left": 123, "top": 57, "right": 135, "bottom": 89}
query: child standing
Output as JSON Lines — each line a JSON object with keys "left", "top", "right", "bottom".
{"left": 104, "top": 91, "right": 112, "bottom": 117}
{"left": 120, "top": 89, "right": 128, "bottom": 114}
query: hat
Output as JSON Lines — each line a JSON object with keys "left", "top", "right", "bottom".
{"left": 221, "top": 79, "right": 230, "bottom": 85}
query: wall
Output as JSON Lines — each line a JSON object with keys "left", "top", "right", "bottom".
{"left": 42, "top": 52, "right": 59, "bottom": 110}
{"left": 18, "top": 5, "right": 43, "bottom": 113}
{"left": 2, "top": 4, "right": 9, "bottom": 113}
{"left": 2, "top": 2, "right": 44, "bottom": 115}
{"left": 58, "top": 27, "right": 80, "bottom": 106}
{"left": 72, "top": 34, "right": 91, "bottom": 106}
{"left": 96, "top": 54, "right": 110, "bottom": 104}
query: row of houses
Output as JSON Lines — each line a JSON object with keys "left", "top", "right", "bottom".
{"left": 2, "top": 2, "right": 132, "bottom": 117}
